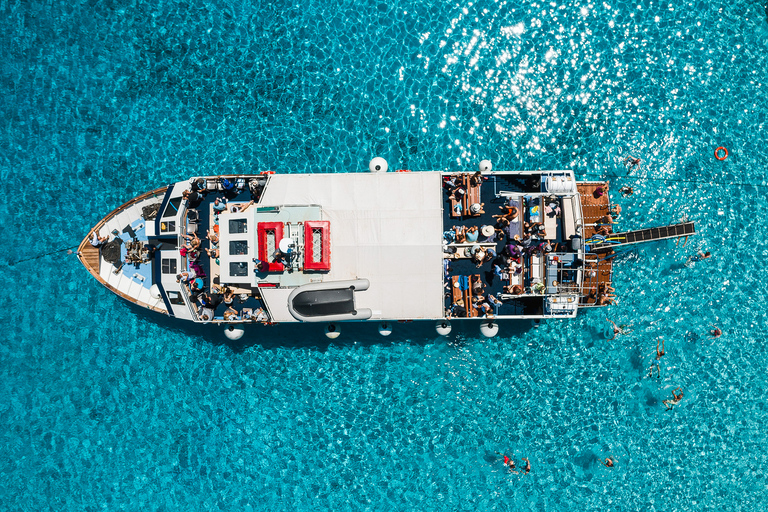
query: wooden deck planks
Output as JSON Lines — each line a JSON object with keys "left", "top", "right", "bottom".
{"left": 577, "top": 182, "right": 614, "bottom": 307}
{"left": 79, "top": 244, "right": 100, "bottom": 274}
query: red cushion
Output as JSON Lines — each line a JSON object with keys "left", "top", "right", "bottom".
{"left": 303, "top": 221, "right": 330, "bottom": 271}
{"left": 257, "top": 222, "right": 284, "bottom": 272}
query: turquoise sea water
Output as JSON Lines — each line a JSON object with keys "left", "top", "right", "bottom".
{"left": 2, "top": 0, "right": 768, "bottom": 510}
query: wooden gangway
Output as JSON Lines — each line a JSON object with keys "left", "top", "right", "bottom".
{"left": 587, "top": 222, "right": 696, "bottom": 251}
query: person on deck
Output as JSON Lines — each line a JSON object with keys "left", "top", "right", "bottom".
{"left": 449, "top": 184, "right": 466, "bottom": 202}
{"left": 473, "top": 296, "right": 492, "bottom": 317}
{"left": 207, "top": 228, "right": 219, "bottom": 246}
{"left": 222, "top": 287, "right": 235, "bottom": 307}
{"left": 472, "top": 247, "right": 487, "bottom": 268}
{"left": 182, "top": 189, "right": 204, "bottom": 206}
{"left": 212, "top": 197, "right": 227, "bottom": 214}
{"left": 190, "top": 277, "right": 205, "bottom": 293}
{"left": 175, "top": 269, "right": 196, "bottom": 283}
{"left": 182, "top": 232, "right": 202, "bottom": 250}
{"left": 450, "top": 301, "right": 467, "bottom": 318}
{"left": 487, "top": 294, "right": 502, "bottom": 315}
{"left": 89, "top": 230, "right": 108, "bottom": 247}
{"left": 453, "top": 226, "right": 467, "bottom": 243}
{"left": 229, "top": 200, "right": 255, "bottom": 214}
{"left": 223, "top": 307, "right": 240, "bottom": 321}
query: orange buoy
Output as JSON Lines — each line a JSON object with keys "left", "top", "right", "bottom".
{"left": 395, "top": 169, "right": 411, "bottom": 173}
{"left": 714, "top": 147, "right": 728, "bottom": 161}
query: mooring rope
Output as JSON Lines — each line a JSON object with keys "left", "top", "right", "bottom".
{"left": 4, "top": 245, "right": 80, "bottom": 266}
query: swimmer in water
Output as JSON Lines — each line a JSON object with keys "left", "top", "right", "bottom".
{"left": 619, "top": 186, "right": 634, "bottom": 197}
{"left": 522, "top": 457, "right": 531, "bottom": 474}
{"left": 623, "top": 156, "right": 641, "bottom": 168}
{"left": 663, "top": 387, "right": 684, "bottom": 410}
{"left": 649, "top": 338, "right": 665, "bottom": 378}
{"left": 685, "top": 250, "right": 712, "bottom": 267}
{"left": 709, "top": 326, "right": 722, "bottom": 338}
{"left": 603, "top": 457, "right": 615, "bottom": 468}
{"left": 606, "top": 318, "right": 630, "bottom": 339}
{"left": 498, "top": 453, "right": 518, "bottom": 474}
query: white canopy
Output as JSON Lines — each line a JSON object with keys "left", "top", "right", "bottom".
{"left": 258, "top": 172, "right": 445, "bottom": 321}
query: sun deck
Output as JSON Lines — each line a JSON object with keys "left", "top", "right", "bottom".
{"left": 440, "top": 172, "right": 619, "bottom": 318}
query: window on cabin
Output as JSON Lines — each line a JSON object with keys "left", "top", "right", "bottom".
{"left": 160, "top": 220, "right": 176, "bottom": 233}
{"left": 229, "top": 219, "right": 248, "bottom": 234}
{"left": 229, "top": 262, "right": 248, "bottom": 277}
{"left": 229, "top": 241, "right": 248, "bottom": 255}
{"left": 167, "top": 291, "right": 184, "bottom": 305}
{"left": 161, "top": 259, "right": 177, "bottom": 274}
{"left": 162, "top": 197, "right": 182, "bottom": 218}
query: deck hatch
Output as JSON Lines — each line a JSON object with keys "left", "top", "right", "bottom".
{"left": 303, "top": 220, "right": 330, "bottom": 271}
{"left": 257, "top": 222, "right": 285, "bottom": 272}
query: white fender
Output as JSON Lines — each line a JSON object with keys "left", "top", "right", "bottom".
{"left": 224, "top": 325, "right": 245, "bottom": 341}
{"left": 369, "top": 157, "right": 388, "bottom": 173}
{"left": 325, "top": 323, "right": 341, "bottom": 339}
{"left": 480, "top": 321, "right": 499, "bottom": 338}
{"left": 436, "top": 321, "right": 452, "bottom": 336}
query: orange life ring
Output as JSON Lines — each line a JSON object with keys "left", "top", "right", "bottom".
{"left": 714, "top": 147, "right": 728, "bottom": 161}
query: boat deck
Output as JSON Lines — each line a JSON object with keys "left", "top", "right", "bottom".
{"left": 577, "top": 182, "right": 614, "bottom": 306}
{"left": 78, "top": 187, "right": 168, "bottom": 314}
{"left": 181, "top": 179, "right": 270, "bottom": 322}
{"left": 441, "top": 173, "right": 573, "bottom": 318}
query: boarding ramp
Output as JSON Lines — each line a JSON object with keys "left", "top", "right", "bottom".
{"left": 587, "top": 222, "right": 696, "bottom": 251}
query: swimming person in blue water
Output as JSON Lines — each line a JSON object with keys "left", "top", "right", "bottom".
{"left": 623, "top": 156, "right": 641, "bottom": 168}
{"left": 496, "top": 452, "right": 518, "bottom": 473}
{"left": 685, "top": 250, "right": 712, "bottom": 266}
{"left": 649, "top": 338, "right": 665, "bottom": 378}
{"left": 606, "top": 318, "right": 630, "bottom": 339}
{"left": 663, "top": 388, "right": 684, "bottom": 410}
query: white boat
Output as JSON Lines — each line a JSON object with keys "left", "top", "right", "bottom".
{"left": 77, "top": 160, "right": 695, "bottom": 338}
